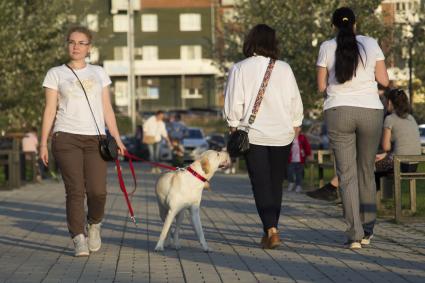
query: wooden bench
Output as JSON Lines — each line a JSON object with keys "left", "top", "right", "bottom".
{"left": 393, "top": 155, "right": 425, "bottom": 223}
{"left": 0, "top": 136, "right": 42, "bottom": 188}
{"left": 22, "top": 152, "right": 39, "bottom": 182}
{"left": 0, "top": 138, "right": 21, "bottom": 189}
{"left": 307, "top": 150, "right": 336, "bottom": 188}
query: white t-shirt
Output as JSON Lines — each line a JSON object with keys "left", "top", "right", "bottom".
{"left": 224, "top": 56, "right": 304, "bottom": 146}
{"left": 42, "top": 64, "right": 111, "bottom": 135}
{"left": 316, "top": 35, "right": 385, "bottom": 110}
{"left": 143, "top": 116, "right": 168, "bottom": 143}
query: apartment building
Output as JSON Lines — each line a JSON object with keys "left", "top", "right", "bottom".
{"left": 72, "top": 0, "right": 221, "bottom": 112}
{"left": 379, "top": 0, "right": 423, "bottom": 79}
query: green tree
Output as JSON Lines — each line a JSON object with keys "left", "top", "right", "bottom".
{"left": 0, "top": 0, "right": 74, "bottom": 133}
{"left": 215, "top": 0, "right": 393, "bottom": 115}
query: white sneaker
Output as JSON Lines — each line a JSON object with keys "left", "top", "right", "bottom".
{"left": 361, "top": 234, "right": 374, "bottom": 245}
{"left": 345, "top": 240, "right": 362, "bottom": 249}
{"left": 231, "top": 167, "right": 236, "bottom": 174}
{"left": 73, "top": 234, "right": 89, "bottom": 257}
{"left": 87, "top": 223, "right": 102, "bottom": 252}
{"left": 295, "top": 185, "right": 302, "bottom": 193}
{"left": 287, "top": 183, "right": 295, "bottom": 192}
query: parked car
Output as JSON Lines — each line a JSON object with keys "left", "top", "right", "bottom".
{"left": 120, "top": 135, "right": 149, "bottom": 161}
{"left": 182, "top": 128, "right": 209, "bottom": 161}
{"left": 419, "top": 124, "right": 425, "bottom": 146}
{"left": 159, "top": 139, "right": 172, "bottom": 161}
{"left": 205, "top": 133, "right": 226, "bottom": 151}
{"left": 159, "top": 127, "right": 209, "bottom": 162}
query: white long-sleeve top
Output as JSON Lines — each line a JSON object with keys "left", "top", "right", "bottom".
{"left": 224, "top": 55, "right": 304, "bottom": 146}
{"left": 143, "top": 116, "right": 168, "bottom": 143}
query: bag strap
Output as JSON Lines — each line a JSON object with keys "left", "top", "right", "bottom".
{"left": 248, "top": 58, "right": 276, "bottom": 125}
{"left": 65, "top": 64, "right": 103, "bottom": 139}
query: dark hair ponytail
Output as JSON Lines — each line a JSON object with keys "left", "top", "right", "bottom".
{"left": 332, "top": 7, "right": 364, "bottom": 84}
{"left": 385, "top": 89, "right": 410, "bottom": 118}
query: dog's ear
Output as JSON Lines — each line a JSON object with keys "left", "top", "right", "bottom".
{"left": 200, "top": 157, "right": 210, "bottom": 174}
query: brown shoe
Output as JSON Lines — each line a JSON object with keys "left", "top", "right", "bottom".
{"left": 261, "top": 228, "right": 282, "bottom": 249}
{"left": 268, "top": 232, "right": 281, "bottom": 249}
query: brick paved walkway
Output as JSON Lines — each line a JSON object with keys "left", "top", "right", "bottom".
{"left": 0, "top": 163, "right": 424, "bottom": 283}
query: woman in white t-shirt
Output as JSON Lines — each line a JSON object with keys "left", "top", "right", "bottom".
{"left": 224, "top": 24, "right": 304, "bottom": 249}
{"left": 316, "top": 7, "right": 389, "bottom": 249}
{"left": 40, "top": 26, "right": 125, "bottom": 257}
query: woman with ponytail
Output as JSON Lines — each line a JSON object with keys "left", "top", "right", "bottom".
{"left": 316, "top": 7, "right": 389, "bottom": 249}
{"left": 375, "top": 89, "right": 421, "bottom": 175}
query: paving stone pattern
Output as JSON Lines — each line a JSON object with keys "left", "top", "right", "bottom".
{"left": 0, "top": 163, "right": 424, "bottom": 283}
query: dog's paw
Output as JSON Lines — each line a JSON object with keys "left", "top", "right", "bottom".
{"left": 154, "top": 245, "right": 164, "bottom": 252}
{"left": 174, "top": 243, "right": 181, "bottom": 250}
{"left": 203, "top": 246, "right": 213, "bottom": 253}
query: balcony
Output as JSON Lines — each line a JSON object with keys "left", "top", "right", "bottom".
{"left": 103, "top": 59, "right": 221, "bottom": 76}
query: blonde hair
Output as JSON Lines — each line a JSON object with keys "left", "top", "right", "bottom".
{"left": 66, "top": 26, "right": 93, "bottom": 43}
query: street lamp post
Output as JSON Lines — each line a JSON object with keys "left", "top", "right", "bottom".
{"left": 408, "top": 39, "right": 413, "bottom": 106}
{"left": 127, "top": 0, "right": 136, "bottom": 133}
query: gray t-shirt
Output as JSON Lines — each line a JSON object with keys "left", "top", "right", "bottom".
{"left": 384, "top": 113, "right": 421, "bottom": 155}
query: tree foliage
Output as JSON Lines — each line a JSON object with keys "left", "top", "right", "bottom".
{"left": 0, "top": 0, "right": 74, "bottom": 132}
{"left": 215, "top": 0, "right": 393, "bottom": 115}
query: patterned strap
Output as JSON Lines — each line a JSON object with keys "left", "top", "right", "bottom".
{"left": 248, "top": 59, "right": 276, "bottom": 125}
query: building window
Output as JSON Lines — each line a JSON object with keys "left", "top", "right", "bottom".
{"left": 142, "top": 14, "right": 158, "bottom": 32}
{"left": 137, "top": 78, "right": 159, "bottom": 100}
{"left": 88, "top": 47, "right": 99, "bottom": 63}
{"left": 86, "top": 14, "right": 98, "bottom": 32}
{"left": 111, "top": 0, "right": 141, "bottom": 13}
{"left": 114, "top": 46, "right": 128, "bottom": 60}
{"left": 113, "top": 15, "right": 128, "bottom": 32}
{"left": 114, "top": 47, "right": 146, "bottom": 60}
{"left": 134, "top": 48, "right": 143, "bottom": 60}
{"left": 180, "top": 45, "right": 202, "bottom": 60}
{"left": 179, "top": 14, "right": 201, "bottom": 31}
{"left": 114, "top": 81, "right": 129, "bottom": 107}
{"left": 142, "top": 46, "right": 158, "bottom": 60}
{"left": 182, "top": 77, "right": 203, "bottom": 99}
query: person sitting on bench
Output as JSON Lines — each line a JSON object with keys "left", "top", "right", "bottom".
{"left": 374, "top": 88, "right": 422, "bottom": 185}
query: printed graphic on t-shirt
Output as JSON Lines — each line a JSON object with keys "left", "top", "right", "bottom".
{"left": 63, "top": 76, "right": 98, "bottom": 99}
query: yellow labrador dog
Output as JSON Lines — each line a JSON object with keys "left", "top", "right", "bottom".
{"left": 155, "top": 150, "right": 230, "bottom": 252}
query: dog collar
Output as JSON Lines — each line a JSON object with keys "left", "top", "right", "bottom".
{"left": 187, "top": 167, "right": 208, "bottom": 183}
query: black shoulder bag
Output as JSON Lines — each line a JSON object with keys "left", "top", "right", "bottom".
{"left": 65, "top": 64, "right": 118, "bottom": 161}
{"left": 227, "top": 59, "right": 276, "bottom": 158}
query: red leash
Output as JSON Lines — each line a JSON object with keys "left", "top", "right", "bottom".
{"left": 114, "top": 151, "right": 177, "bottom": 225}
{"left": 115, "top": 151, "right": 208, "bottom": 225}
{"left": 124, "top": 151, "right": 177, "bottom": 171}
{"left": 115, "top": 159, "right": 137, "bottom": 225}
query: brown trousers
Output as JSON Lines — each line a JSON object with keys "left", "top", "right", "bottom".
{"left": 52, "top": 131, "right": 107, "bottom": 238}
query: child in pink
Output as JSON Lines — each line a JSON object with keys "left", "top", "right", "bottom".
{"left": 287, "top": 128, "right": 312, "bottom": 192}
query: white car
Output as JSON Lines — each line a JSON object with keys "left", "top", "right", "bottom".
{"left": 159, "top": 127, "right": 209, "bottom": 162}
{"left": 182, "top": 128, "right": 209, "bottom": 161}
{"left": 419, "top": 124, "right": 425, "bottom": 147}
